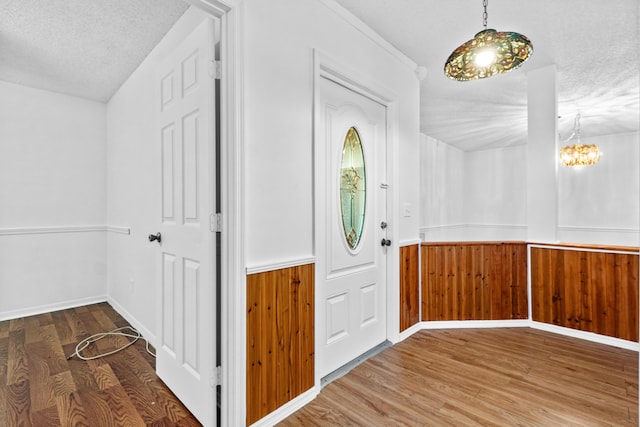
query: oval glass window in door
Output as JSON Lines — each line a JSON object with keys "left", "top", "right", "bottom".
{"left": 340, "top": 127, "right": 366, "bottom": 250}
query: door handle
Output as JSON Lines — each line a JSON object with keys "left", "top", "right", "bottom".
{"left": 381, "top": 238, "right": 391, "bottom": 247}
{"left": 148, "top": 232, "right": 162, "bottom": 243}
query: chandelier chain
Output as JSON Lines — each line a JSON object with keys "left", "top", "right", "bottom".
{"left": 482, "top": 0, "right": 488, "bottom": 29}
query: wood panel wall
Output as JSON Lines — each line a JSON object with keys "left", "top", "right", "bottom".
{"left": 400, "top": 244, "right": 420, "bottom": 332}
{"left": 246, "top": 263, "right": 314, "bottom": 425}
{"left": 422, "top": 242, "right": 528, "bottom": 321}
{"left": 400, "top": 245, "right": 420, "bottom": 332}
{"left": 530, "top": 246, "right": 639, "bottom": 342}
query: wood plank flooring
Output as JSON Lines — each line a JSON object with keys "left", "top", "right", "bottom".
{"left": 279, "top": 328, "right": 638, "bottom": 426}
{"left": 0, "top": 302, "right": 201, "bottom": 427}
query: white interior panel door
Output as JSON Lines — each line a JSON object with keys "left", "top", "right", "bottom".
{"left": 155, "top": 18, "right": 216, "bottom": 426}
{"left": 318, "top": 76, "right": 388, "bottom": 378}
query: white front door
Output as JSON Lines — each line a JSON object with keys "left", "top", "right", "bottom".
{"left": 155, "top": 18, "right": 216, "bottom": 426}
{"left": 317, "top": 76, "right": 388, "bottom": 378}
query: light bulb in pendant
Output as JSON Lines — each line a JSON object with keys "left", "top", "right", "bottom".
{"left": 475, "top": 49, "right": 495, "bottom": 67}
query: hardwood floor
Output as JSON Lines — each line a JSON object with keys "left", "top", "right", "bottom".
{"left": 0, "top": 302, "right": 201, "bottom": 426}
{"left": 279, "top": 328, "right": 638, "bottom": 426}
{"left": 5, "top": 305, "right": 637, "bottom": 426}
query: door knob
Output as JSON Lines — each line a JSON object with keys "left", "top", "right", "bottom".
{"left": 381, "top": 238, "right": 391, "bottom": 247}
{"left": 148, "top": 232, "right": 162, "bottom": 243}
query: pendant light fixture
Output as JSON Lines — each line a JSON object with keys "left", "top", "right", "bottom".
{"left": 444, "top": 0, "right": 533, "bottom": 81}
{"left": 559, "top": 113, "right": 601, "bottom": 167}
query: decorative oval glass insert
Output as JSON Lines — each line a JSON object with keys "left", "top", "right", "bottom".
{"left": 340, "top": 127, "right": 366, "bottom": 250}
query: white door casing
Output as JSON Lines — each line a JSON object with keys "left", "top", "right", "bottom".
{"left": 317, "top": 75, "right": 388, "bottom": 378}
{"left": 155, "top": 18, "right": 216, "bottom": 426}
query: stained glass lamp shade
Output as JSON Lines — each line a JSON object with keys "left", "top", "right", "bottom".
{"left": 444, "top": 29, "right": 533, "bottom": 81}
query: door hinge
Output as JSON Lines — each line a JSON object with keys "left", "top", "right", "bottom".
{"left": 210, "top": 365, "right": 222, "bottom": 387}
{"left": 210, "top": 213, "right": 222, "bottom": 232}
{"left": 208, "top": 60, "right": 221, "bottom": 79}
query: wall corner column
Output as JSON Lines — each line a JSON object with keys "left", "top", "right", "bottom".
{"left": 527, "top": 65, "right": 558, "bottom": 243}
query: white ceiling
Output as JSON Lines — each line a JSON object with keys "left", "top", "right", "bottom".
{"left": 1, "top": 0, "right": 638, "bottom": 151}
{"left": 0, "top": 0, "right": 188, "bottom": 102}
{"left": 334, "top": 0, "right": 640, "bottom": 150}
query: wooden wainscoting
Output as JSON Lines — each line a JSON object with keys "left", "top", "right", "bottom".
{"left": 530, "top": 245, "right": 639, "bottom": 342}
{"left": 422, "top": 242, "right": 528, "bottom": 321}
{"left": 400, "top": 244, "right": 420, "bottom": 332}
{"left": 246, "top": 263, "right": 315, "bottom": 425}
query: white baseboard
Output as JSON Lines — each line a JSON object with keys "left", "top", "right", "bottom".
{"left": 0, "top": 295, "right": 108, "bottom": 322}
{"left": 107, "top": 296, "right": 157, "bottom": 347}
{"left": 421, "top": 319, "right": 530, "bottom": 329}
{"left": 530, "top": 321, "right": 640, "bottom": 352}
{"left": 396, "top": 319, "right": 639, "bottom": 353}
{"left": 249, "top": 386, "right": 319, "bottom": 427}
{"left": 398, "top": 322, "right": 424, "bottom": 342}
{"left": 0, "top": 295, "right": 157, "bottom": 351}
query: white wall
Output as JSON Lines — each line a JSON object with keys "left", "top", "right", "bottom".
{"left": 105, "top": 0, "right": 420, "bottom": 346}
{"left": 420, "top": 134, "right": 464, "bottom": 240}
{"left": 463, "top": 145, "right": 527, "bottom": 241}
{"left": 106, "top": 8, "right": 206, "bottom": 340}
{"left": 421, "top": 135, "right": 527, "bottom": 241}
{"left": 527, "top": 65, "right": 558, "bottom": 243}
{"left": 0, "top": 81, "right": 106, "bottom": 319}
{"left": 558, "top": 132, "right": 640, "bottom": 246}
{"left": 421, "top": 132, "right": 639, "bottom": 246}
{"left": 243, "top": 0, "right": 421, "bottom": 269}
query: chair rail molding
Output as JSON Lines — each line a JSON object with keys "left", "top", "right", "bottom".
{"left": 398, "top": 238, "right": 421, "bottom": 247}
{"left": 0, "top": 225, "right": 130, "bottom": 236}
{"left": 421, "top": 223, "right": 527, "bottom": 233}
{"left": 246, "top": 256, "right": 316, "bottom": 275}
{"left": 557, "top": 226, "right": 640, "bottom": 234}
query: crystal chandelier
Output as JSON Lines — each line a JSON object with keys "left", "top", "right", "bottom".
{"left": 444, "top": 0, "right": 533, "bottom": 81}
{"left": 559, "top": 114, "right": 601, "bottom": 167}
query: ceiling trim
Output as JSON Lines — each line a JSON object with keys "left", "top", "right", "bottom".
{"left": 317, "top": 0, "right": 418, "bottom": 72}
{"left": 184, "top": 0, "right": 233, "bottom": 14}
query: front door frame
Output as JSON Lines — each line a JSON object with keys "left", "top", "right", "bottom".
{"left": 184, "top": 1, "right": 246, "bottom": 425}
{"left": 313, "top": 49, "right": 401, "bottom": 388}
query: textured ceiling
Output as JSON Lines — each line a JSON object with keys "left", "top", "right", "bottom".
{"left": 1, "top": 1, "right": 638, "bottom": 150}
{"left": 334, "top": 0, "right": 640, "bottom": 150}
{"left": 0, "top": 0, "right": 188, "bottom": 102}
